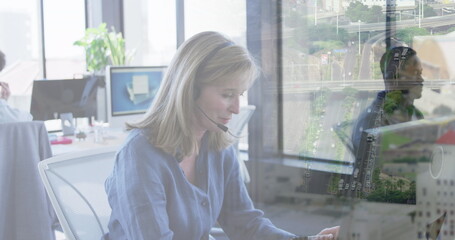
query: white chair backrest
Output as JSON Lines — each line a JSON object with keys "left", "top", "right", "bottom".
{"left": 38, "top": 147, "right": 118, "bottom": 240}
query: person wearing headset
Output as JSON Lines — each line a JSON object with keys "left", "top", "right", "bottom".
{"left": 351, "top": 46, "right": 424, "bottom": 166}
{"left": 0, "top": 50, "right": 33, "bottom": 123}
{"left": 105, "top": 31, "right": 339, "bottom": 240}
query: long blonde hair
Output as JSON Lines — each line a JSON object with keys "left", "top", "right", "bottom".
{"left": 127, "top": 31, "right": 258, "bottom": 159}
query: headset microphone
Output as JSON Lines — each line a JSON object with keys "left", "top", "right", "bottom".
{"left": 196, "top": 106, "right": 243, "bottom": 138}
{"left": 197, "top": 106, "right": 229, "bottom": 132}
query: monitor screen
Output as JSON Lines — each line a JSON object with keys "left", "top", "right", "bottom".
{"left": 106, "top": 66, "right": 166, "bottom": 129}
{"left": 30, "top": 77, "right": 98, "bottom": 121}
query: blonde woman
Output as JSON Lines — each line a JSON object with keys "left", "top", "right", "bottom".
{"left": 105, "top": 31, "right": 339, "bottom": 240}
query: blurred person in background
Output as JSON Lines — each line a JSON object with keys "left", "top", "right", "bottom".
{"left": 0, "top": 50, "right": 33, "bottom": 123}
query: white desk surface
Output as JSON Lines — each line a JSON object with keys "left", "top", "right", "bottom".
{"left": 51, "top": 129, "right": 128, "bottom": 156}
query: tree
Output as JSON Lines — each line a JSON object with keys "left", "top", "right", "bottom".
{"left": 345, "top": 1, "right": 369, "bottom": 22}
{"left": 307, "top": 24, "right": 349, "bottom": 42}
{"left": 345, "top": 2, "right": 385, "bottom": 23}
{"left": 397, "top": 179, "right": 405, "bottom": 191}
{"left": 327, "top": 175, "right": 341, "bottom": 194}
{"left": 384, "top": 179, "right": 393, "bottom": 193}
{"left": 365, "top": 6, "right": 385, "bottom": 23}
{"left": 406, "top": 181, "right": 417, "bottom": 204}
{"left": 416, "top": 4, "right": 437, "bottom": 18}
{"left": 396, "top": 27, "right": 430, "bottom": 46}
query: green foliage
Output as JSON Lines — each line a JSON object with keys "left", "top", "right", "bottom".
{"left": 299, "top": 24, "right": 349, "bottom": 54}
{"left": 366, "top": 174, "right": 416, "bottom": 204}
{"left": 391, "top": 156, "right": 430, "bottom": 163}
{"left": 365, "top": 6, "right": 385, "bottom": 23}
{"left": 416, "top": 4, "right": 437, "bottom": 18}
{"left": 373, "top": 167, "right": 381, "bottom": 183}
{"left": 313, "top": 41, "right": 345, "bottom": 52}
{"left": 396, "top": 179, "right": 405, "bottom": 191}
{"left": 307, "top": 24, "right": 349, "bottom": 42}
{"left": 444, "top": 27, "right": 455, "bottom": 34}
{"left": 345, "top": 1, "right": 368, "bottom": 22}
{"left": 74, "top": 23, "right": 109, "bottom": 73}
{"left": 396, "top": 27, "right": 430, "bottom": 46}
{"left": 383, "top": 90, "right": 404, "bottom": 114}
{"left": 342, "top": 86, "right": 358, "bottom": 96}
{"left": 381, "top": 132, "right": 412, "bottom": 151}
{"left": 300, "top": 88, "right": 331, "bottom": 156}
{"left": 372, "top": 62, "right": 382, "bottom": 79}
{"left": 345, "top": 1, "right": 385, "bottom": 23}
{"left": 74, "top": 23, "right": 133, "bottom": 73}
{"left": 327, "top": 175, "right": 341, "bottom": 194}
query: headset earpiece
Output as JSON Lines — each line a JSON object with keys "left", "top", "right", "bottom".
{"left": 388, "top": 48, "right": 407, "bottom": 80}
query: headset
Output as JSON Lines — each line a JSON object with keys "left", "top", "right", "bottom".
{"left": 381, "top": 46, "right": 418, "bottom": 93}
{"left": 382, "top": 47, "right": 413, "bottom": 80}
{"left": 196, "top": 106, "right": 229, "bottom": 132}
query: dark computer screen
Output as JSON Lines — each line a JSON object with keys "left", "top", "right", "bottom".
{"left": 30, "top": 77, "right": 98, "bottom": 121}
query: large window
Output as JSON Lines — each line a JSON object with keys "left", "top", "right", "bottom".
{"left": 42, "top": 0, "right": 86, "bottom": 79}
{"left": 185, "top": 0, "right": 247, "bottom": 47}
{"left": 275, "top": 0, "right": 455, "bottom": 238}
{"left": 0, "top": 0, "right": 86, "bottom": 111}
{"left": 123, "top": 0, "right": 177, "bottom": 66}
{"left": 281, "top": 0, "right": 455, "bottom": 163}
{"left": 0, "top": 0, "right": 41, "bottom": 111}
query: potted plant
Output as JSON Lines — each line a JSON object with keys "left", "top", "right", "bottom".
{"left": 74, "top": 23, "right": 134, "bottom": 124}
{"left": 74, "top": 23, "right": 133, "bottom": 74}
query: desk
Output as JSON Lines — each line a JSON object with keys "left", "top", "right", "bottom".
{"left": 51, "top": 129, "right": 128, "bottom": 156}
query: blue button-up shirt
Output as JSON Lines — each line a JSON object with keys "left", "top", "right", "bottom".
{"left": 105, "top": 129, "right": 295, "bottom": 240}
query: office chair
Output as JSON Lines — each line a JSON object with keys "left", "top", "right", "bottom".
{"left": 38, "top": 147, "right": 118, "bottom": 240}
{"left": 0, "top": 121, "right": 57, "bottom": 240}
{"left": 226, "top": 105, "right": 256, "bottom": 183}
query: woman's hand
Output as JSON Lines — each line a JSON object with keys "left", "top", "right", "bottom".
{"left": 315, "top": 226, "right": 340, "bottom": 240}
{"left": 0, "top": 82, "right": 11, "bottom": 101}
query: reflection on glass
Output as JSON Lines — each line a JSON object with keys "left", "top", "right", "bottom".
{"left": 349, "top": 47, "right": 423, "bottom": 203}
{"left": 278, "top": 1, "right": 455, "bottom": 239}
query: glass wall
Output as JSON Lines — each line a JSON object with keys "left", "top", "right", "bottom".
{"left": 275, "top": 0, "right": 455, "bottom": 239}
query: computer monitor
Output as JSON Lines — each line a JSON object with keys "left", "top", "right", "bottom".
{"left": 105, "top": 66, "right": 166, "bottom": 129}
{"left": 30, "top": 77, "right": 98, "bottom": 122}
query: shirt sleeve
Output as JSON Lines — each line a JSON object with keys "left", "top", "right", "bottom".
{"left": 0, "top": 99, "right": 33, "bottom": 123}
{"left": 217, "top": 147, "right": 296, "bottom": 240}
{"left": 106, "top": 143, "right": 174, "bottom": 240}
